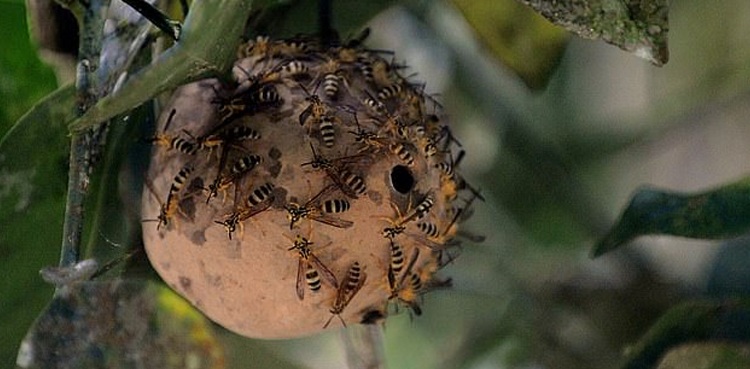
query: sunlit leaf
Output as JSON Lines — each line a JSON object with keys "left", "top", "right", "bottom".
{"left": 518, "top": 0, "right": 669, "bottom": 66}
{"left": 17, "top": 280, "right": 224, "bottom": 369}
{"left": 592, "top": 178, "right": 750, "bottom": 257}
{"left": 451, "top": 0, "right": 569, "bottom": 89}
{"left": 621, "top": 299, "right": 750, "bottom": 369}
{"left": 656, "top": 343, "right": 750, "bottom": 369}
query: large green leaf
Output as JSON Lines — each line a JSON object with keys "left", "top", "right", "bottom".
{"left": 0, "top": 85, "right": 74, "bottom": 369}
{"left": 518, "top": 0, "right": 669, "bottom": 66}
{"left": 592, "top": 178, "right": 750, "bottom": 257}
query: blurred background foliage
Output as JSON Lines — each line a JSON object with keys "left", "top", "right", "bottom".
{"left": 5, "top": 0, "right": 750, "bottom": 368}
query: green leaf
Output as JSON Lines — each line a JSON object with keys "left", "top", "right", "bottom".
{"left": 0, "top": 1, "right": 57, "bottom": 137}
{"left": 518, "top": 0, "right": 669, "bottom": 66}
{"left": 69, "top": 0, "right": 256, "bottom": 133}
{"left": 656, "top": 343, "right": 750, "bottom": 369}
{"left": 82, "top": 99, "right": 155, "bottom": 264}
{"left": 621, "top": 299, "right": 750, "bottom": 369}
{"left": 592, "top": 178, "right": 750, "bottom": 257}
{"left": 450, "top": 0, "right": 569, "bottom": 89}
{"left": 0, "top": 85, "right": 75, "bottom": 369}
{"left": 17, "top": 280, "right": 224, "bottom": 369}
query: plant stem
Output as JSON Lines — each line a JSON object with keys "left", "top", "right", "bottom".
{"left": 57, "top": 0, "right": 110, "bottom": 280}
{"left": 341, "top": 324, "right": 387, "bottom": 369}
{"left": 58, "top": 134, "right": 88, "bottom": 269}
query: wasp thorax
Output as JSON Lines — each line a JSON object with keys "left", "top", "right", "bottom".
{"left": 142, "top": 35, "right": 478, "bottom": 339}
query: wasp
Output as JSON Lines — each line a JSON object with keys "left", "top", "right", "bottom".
{"left": 380, "top": 197, "right": 443, "bottom": 250}
{"left": 358, "top": 56, "right": 393, "bottom": 86}
{"left": 358, "top": 57, "right": 374, "bottom": 82}
{"left": 435, "top": 160, "right": 454, "bottom": 180}
{"left": 321, "top": 73, "right": 341, "bottom": 99}
{"left": 379, "top": 113, "right": 411, "bottom": 140}
{"left": 285, "top": 184, "right": 354, "bottom": 230}
{"left": 321, "top": 198, "right": 350, "bottom": 214}
{"left": 441, "top": 184, "right": 486, "bottom": 244}
{"left": 287, "top": 234, "right": 338, "bottom": 300}
{"left": 339, "top": 169, "right": 367, "bottom": 197}
{"left": 214, "top": 83, "right": 283, "bottom": 124}
{"left": 242, "top": 35, "right": 271, "bottom": 57}
{"left": 434, "top": 122, "right": 463, "bottom": 152}
{"left": 316, "top": 57, "right": 347, "bottom": 100}
{"left": 334, "top": 28, "right": 373, "bottom": 63}
{"left": 149, "top": 109, "right": 198, "bottom": 155}
{"left": 389, "top": 142, "right": 415, "bottom": 166}
{"left": 389, "top": 257, "right": 452, "bottom": 317}
{"left": 143, "top": 164, "right": 194, "bottom": 230}
{"left": 348, "top": 111, "right": 388, "bottom": 153}
{"left": 387, "top": 242, "right": 419, "bottom": 294}
{"left": 390, "top": 241, "right": 406, "bottom": 276}
{"left": 416, "top": 221, "right": 440, "bottom": 238}
{"left": 324, "top": 261, "right": 367, "bottom": 328}
{"left": 214, "top": 182, "right": 275, "bottom": 240}
{"left": 195, "top": 124, "right": 261, "bottom": 151}
{"left": 300, "top": 143, "right": 369, "bottom": 199}
{"left": 411, "top": 194, "right": 435, "bottom": 220}
{"left": 273, "top": 35, "right": 315, "bottom": 58}
{"left": 393, "top": 272, "right": 424, "bottom": 316}
{"left": 386, "top": 246, "right": 423, "bottom": 316}
{"left": 218, "top": 125, "right": 261, "bottom": 143}
{"left": 242, "top": 35, "right": 314, "bottom": 59}
{"left": 298, "top": 92, "right": 327, "bottom": 127}
{"left": 280, "top": 60, "right": 309, "bottom": 77}
{"left": 362, "top": 91, "right": 387, "bottom": 116}
{"left": 392, "top": 194, "right": 435, "bottom": 226}
{"left": 318, "top": 115, "right": 337, "bottom": 148}
{"left": 377, "top": 83, "right": 403, "bottom": 101}
{"left": 205, "top": 154, "right": 263, "bottom": 203}
{"left": 298, "top": 80, "right": 333, "bottom": 127}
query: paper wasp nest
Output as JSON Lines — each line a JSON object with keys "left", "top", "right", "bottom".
{"left": 142, "top": 35, "right": 479, "bottom": 339}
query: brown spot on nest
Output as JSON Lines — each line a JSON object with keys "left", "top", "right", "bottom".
{"left": 191, "top": 229, "right": 206, "bottom": 245}
{"left": 368, "top": 190, "right": 383, "bottom": 204}
{"left": 268, "top": 161, "right": 282, "bottom": 178}
{"left": 268, "top": 147, "right": 282, "bottom": 160}
{"left": 272, "top": 186, "right": 288, "bottom": 208}
{"left": 179, "top": 197, "right": 196, "bottom": 221}
{"left": 179, "top": 276, "right": 192, "bottom": 291}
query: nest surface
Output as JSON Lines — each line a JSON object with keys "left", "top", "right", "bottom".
{"left": 142, "top": 36, "right": 477, "bottom": 338}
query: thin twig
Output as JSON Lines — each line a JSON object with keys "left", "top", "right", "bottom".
{"left": 121, "top": 0, "right": 182, "bottom": 40}
{"left": 341, "top": 324, "right": 387, "bottom": 369}
{"left": 58, "top": 134, "right": 89, "bottom": 268}
{"left": 57, "top": 1, "right": 110, "bottom": 280}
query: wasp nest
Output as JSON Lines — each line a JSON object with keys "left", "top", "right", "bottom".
{"left": 142, "top": 35, "right": 479, "bottom": 339}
